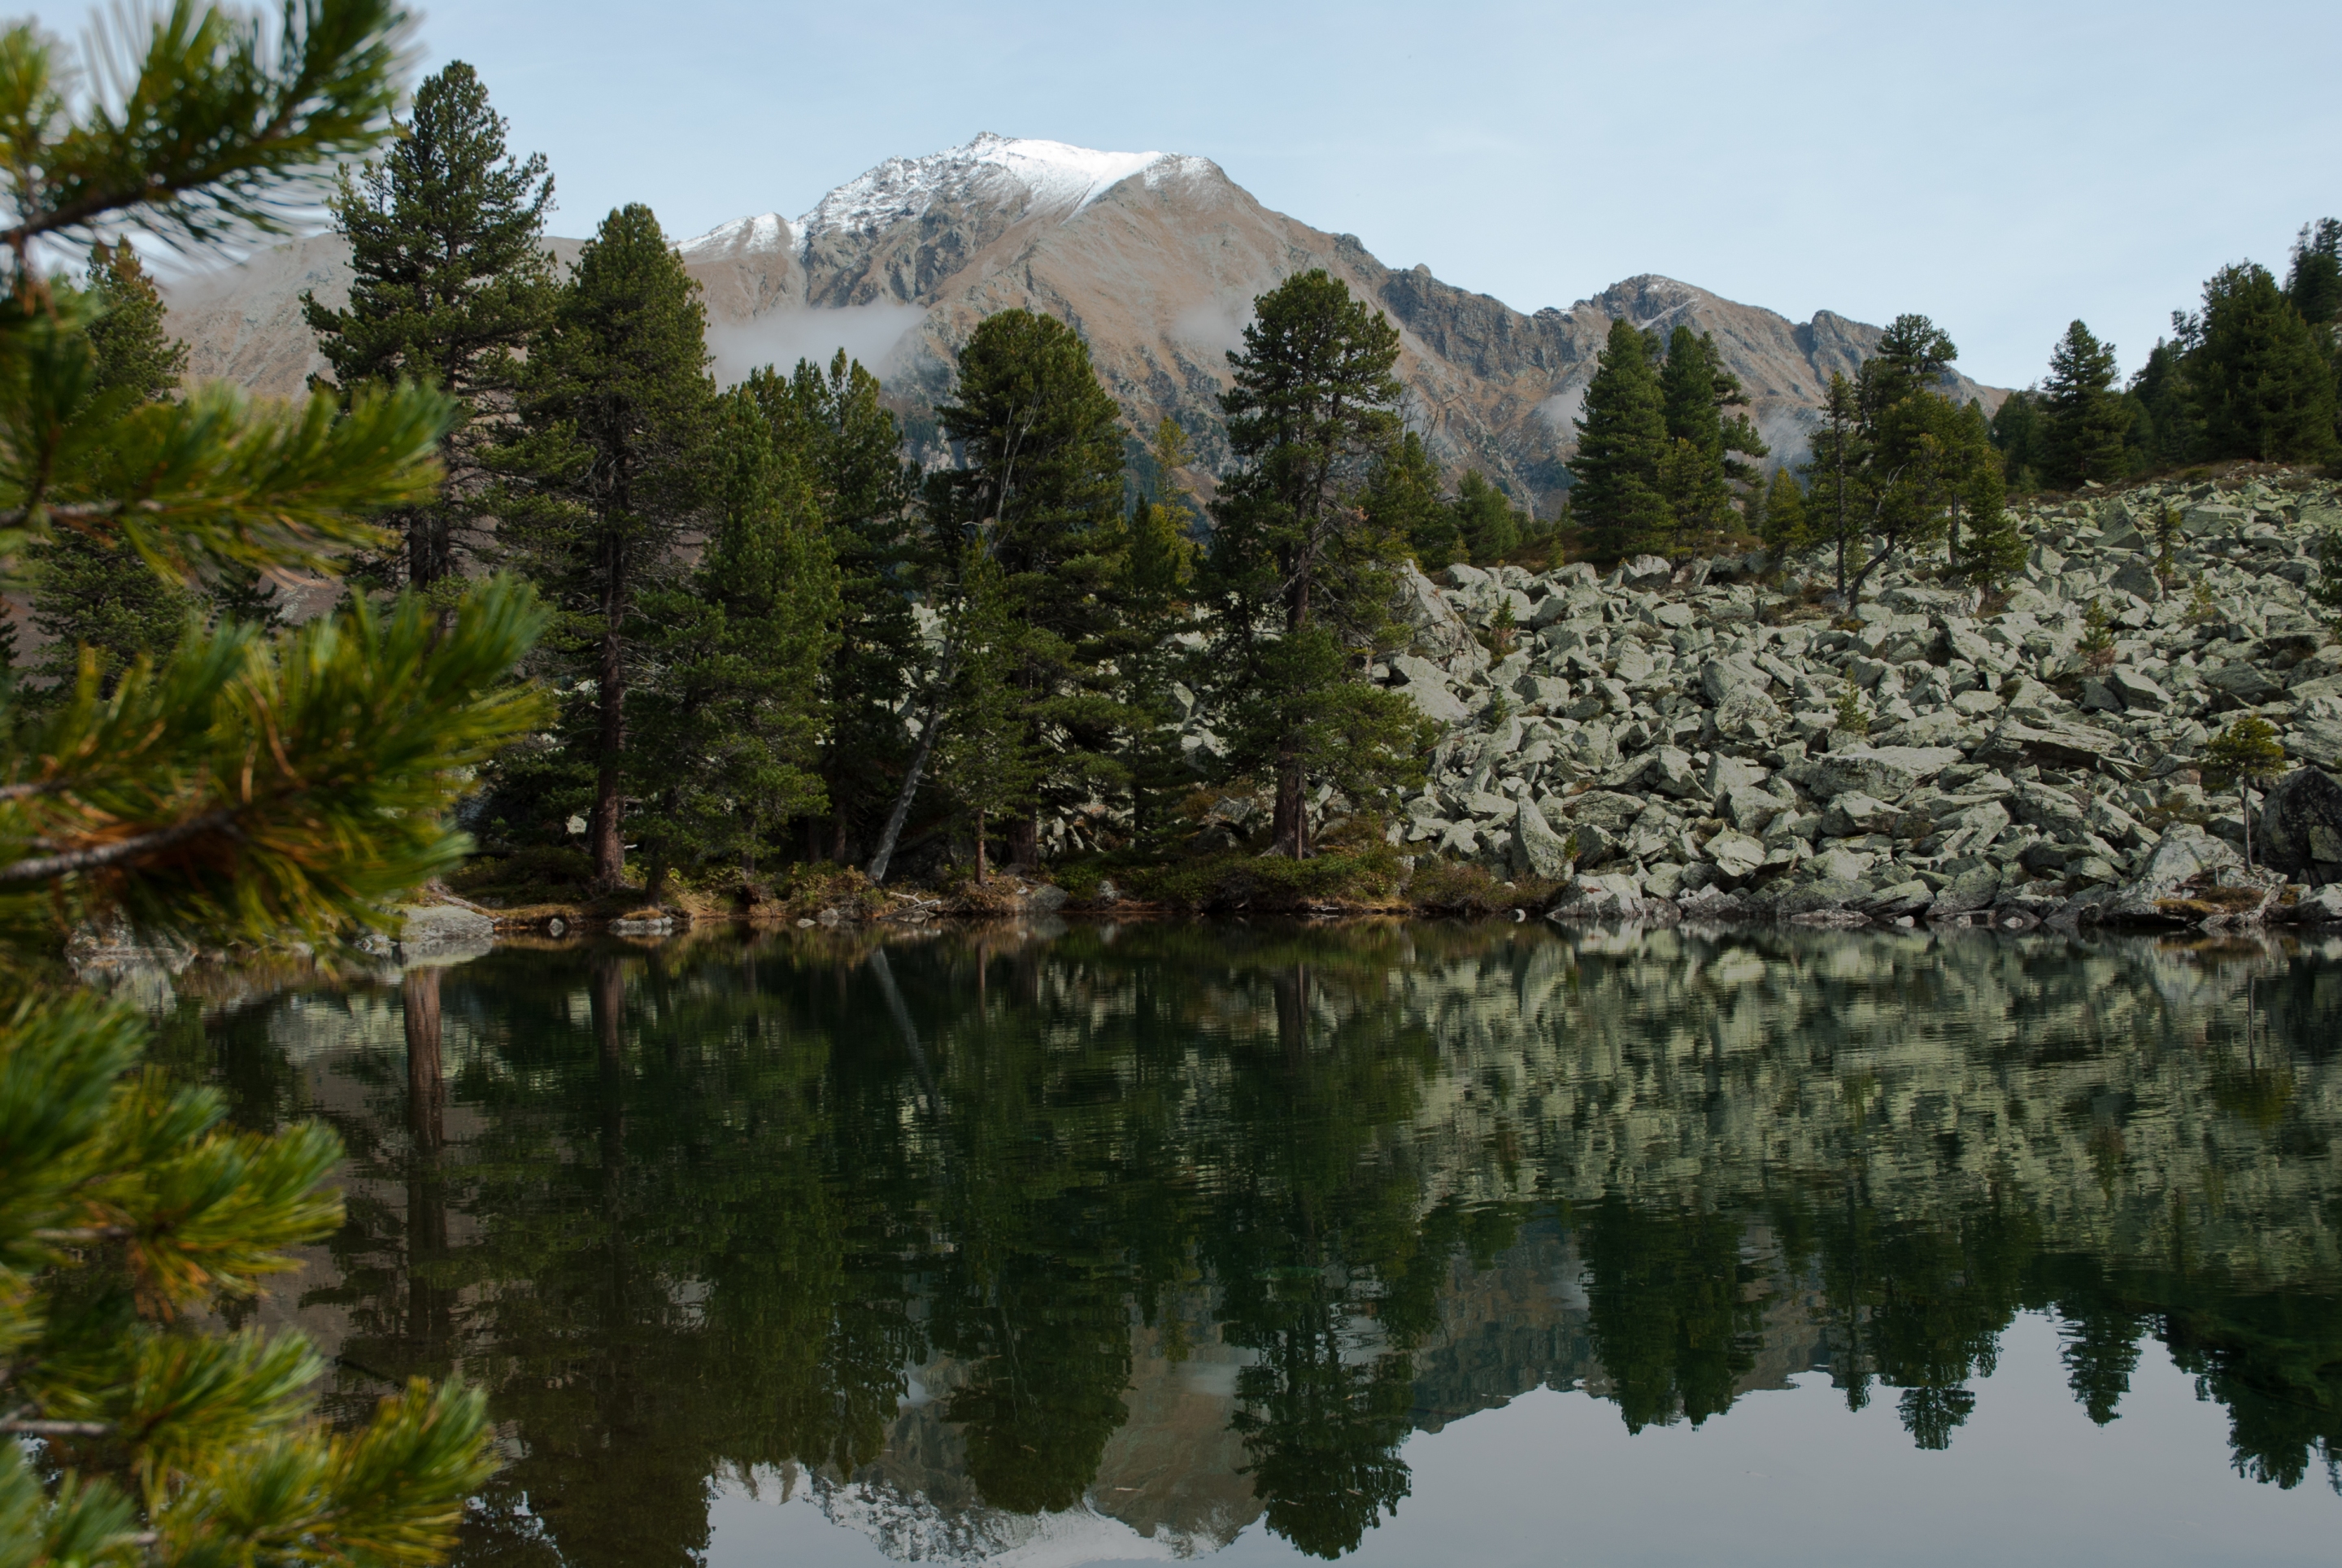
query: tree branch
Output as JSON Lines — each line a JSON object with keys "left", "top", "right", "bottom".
{"left": 0, "top": 810, "right": 239, "bottom": 884}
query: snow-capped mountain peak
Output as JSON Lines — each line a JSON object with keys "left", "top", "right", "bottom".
{"left": 677, "top": 210, "right": 792, "bottom": 257}
{"left": 789, "top": 132, "right": 1182, "bottom": 251}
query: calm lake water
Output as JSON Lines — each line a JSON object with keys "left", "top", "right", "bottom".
{"left": 158, "top": 921, "right": 2342, "bottom": 1567}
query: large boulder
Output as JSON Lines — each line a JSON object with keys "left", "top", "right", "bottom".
{"left": 2104, "top": 827, "right": 2244, "bottom": 921}
{"left": 1786, "top": 745, "right": 1959, "bottom": 801}
{"left": 1395, "top": 564, "right": 1480, "bottom": 666}
{"left": 396, "top": 903, "right": 495, "bottom": 958}
{"left": 1976, "top": 717, "right": 2124, "bottom": 770}
{"left": 2288, "top": 718, "right": 2342, "bottom": 772}
{"left": 2257, "top": 767, "right": 2342, "bottom": 884}
{"left": 1513, "top": 794, "right": 1575, "bottom": 879}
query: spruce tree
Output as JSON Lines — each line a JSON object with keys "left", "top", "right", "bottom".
{"left": 496, "top": 203, "right": 714, "bottom": 891}
{"left": 1364, "top": 429, "right": 1458, "bottom": 568}
{"left": 747, "top": 351, "right": 917, "bottom": 863}
{"left": 2187, "top": 263, "right": 2339, "bottom": 463}
{"left": 1201, "top": 269, "right": 1426, "bottom": 858}
{"left": 1949, "top": 401, "right": 2023, "bottom": 592}
{"left": 1800, "top": 372, "right": 1871, "bottom": 599}
{"left": 933, "top": 308, "right": 1127, "bottom": 868}
{"left": 305, "top": 59, "right": 557, "bottom": 590}
{"left": 627, "top": 388, "right": 839, "bottom": 899}
{"left": 1566, "top": 316, "right": 1671, "bottom": 558}
{"left": 2039, "top": 320, "right": 2131, "bottom": 487}
{"left": 27, "top": 243, "right": 199, "bottom": 695}
{"left": 1, "top": 3, "right": 546, "bottom": 1557}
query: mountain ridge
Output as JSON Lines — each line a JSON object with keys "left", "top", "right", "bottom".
{"left": 159, "top": 133, "right": 2001, "bottom": 509}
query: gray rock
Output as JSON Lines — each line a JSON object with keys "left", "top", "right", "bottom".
{"left": 1929, "top": 866, "right": 2003, "bottom": 918}
{"left": 398, "top": 904, "right": 495, "bottom": 952}
{"left": 1622, "top": 555, "right": 1673, "bottom": 587}
{"left": 2107, "top": 667, "right": 2168, "bottom": 710}
{"left": 1705, "top": 830, "right": 1768, "bottom": 879}
{"left": 1787, "top": 747, "right": 1928, "bottom": 801}
{"left": 2288, "top": 719, "right": 2342, "bottom": 771}
{"left": 2105, "top": 827, "right": 2244, "bottom": 921}
{"left": 2009, "top": 781, "right": 2089, "bottom": 838}
{"left": 2296, "top": 882, "right": 2342, "bottom": 923}
{"left": 1859, "top": 879, "right": 1936, "bottom": 917}
{"left": 1513, "top": 794, "right": 1575, "bottom": 879}
{"left": 1976, "top": 717, "right": 2125, "bottom": 770}
{"left": 1705, "top": 754, "right": 1768, "bottom": 795}
{"left": 2257, "top": 766, "right": 2342, "bottom": 882}
{"left": 1821, "top": 791, "right": 1896, "bottom": 838}
{"left": 1720, "top": 784, "right": 1787, "bottom": 833}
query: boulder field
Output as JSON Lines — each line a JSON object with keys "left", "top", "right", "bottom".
{"left": 1167, "top": 473, "right": 2342, "bottom": 930}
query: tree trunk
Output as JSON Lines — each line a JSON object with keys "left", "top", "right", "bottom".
{"left": 1272, "top": 571, "right": 1313, "bottom": 858}
{"left": 2241, "top": 780, "right": 2253, "bottom": 872}
{"left": 830, "top": 806, "right": 851, "bottom": 865}
{"left": 867, "top": 693, "right": 946, "bottom": 886}
{"left": 1005, "top": 813, "right": 1038, "bottom": 870}
{"left": 590, "top": 610, "right": 628, "bottom": 892}
{"left": 402, "top": 965, "right": 449, "bottom": 1350}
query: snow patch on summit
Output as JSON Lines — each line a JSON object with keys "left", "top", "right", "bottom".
{"left": 678, "top": 211, "right": 791, "bottom": 256}
{"left": 792, "top": 133, "right": 1175, "bottom": 251}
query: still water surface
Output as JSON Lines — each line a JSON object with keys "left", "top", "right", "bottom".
{"left": 159, "top": 921, "right": 2342, "bottom": 1566}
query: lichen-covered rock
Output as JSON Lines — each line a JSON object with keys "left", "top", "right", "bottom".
{"left": 2257, "top": 767, "right": 2342, "bottom": 883}
{"left": 2105, "top": 828, "right": 2244, "bottom": 922}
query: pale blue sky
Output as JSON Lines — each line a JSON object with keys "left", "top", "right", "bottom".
{"left": 139, "top": 1, "right": 2342, "bottom": 387}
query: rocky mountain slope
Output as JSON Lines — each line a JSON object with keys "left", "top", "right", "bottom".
{"left": 1217, "top": 470, "right": 2342, "bottom": 931}
{"left": 159, "top": 133, "right": 1999, "bottom": 508}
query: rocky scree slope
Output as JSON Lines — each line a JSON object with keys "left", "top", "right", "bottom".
{"left": 1169, "top": 473, "right": 2342, "bottom": 930}
{"left": 159, "top": 134, "right": 1997, "bottom": 508}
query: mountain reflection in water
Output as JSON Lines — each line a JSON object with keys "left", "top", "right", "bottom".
{"left": 154, "top": 921, "right": 2342, "bottom": 1565}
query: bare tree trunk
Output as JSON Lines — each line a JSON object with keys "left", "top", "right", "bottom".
{"left": 2241, "top": 779, "right": 2253, "bottom": 872}
{"left": 868, "top": 690, "right": 948, "bottom": 886}
{"left": 973, "top": 807, "right": 988, "bottom": 885}
{"left": 590, "top": 608, "right": 628, "bottom": 892}
{"left": 1005, "top": 814, "right": 1038, "bottom": 870}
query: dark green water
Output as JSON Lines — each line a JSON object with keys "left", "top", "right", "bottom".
{"left": 160, "top": 921, "right": 2342, "bottom": 1566}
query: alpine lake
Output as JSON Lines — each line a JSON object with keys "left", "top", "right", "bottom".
{"left": 136, "top": 917, "right": 2342, "bottom": 1567}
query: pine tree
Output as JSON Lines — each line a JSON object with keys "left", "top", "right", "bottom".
{"left": 1454, "top": 469, "right": 1521, "bottom": 562}
{"left": 1364, "top": 429, "right": 1458, "bottom": 569}
{"left": 1, "top": 4, "right": 546, "bottom": 1558}
{"left": 1202, "top": 270, "right": 1426, "bottom": 858}
{"left": 1951, "top": 399, "right": 2023, "bottom": 595}
{"left": 2128, "top": 339, "right": 2199, "bottom": 469}
{"left": 1567, "top": 316, "right": 1671, "bottom": 558}
{"left": 496, "top": 203, "right": 714, "bottom": 891}
{"left": 746, "top": 351, "right": 917, "bottom": 863}
{"left": 2039, "top": 321, "right": 2131, "bottom": 487}
{"left": 933, "top": 308, "right": 1127, "bottom": 868}
{"left": 1111, "top": 416, "right": 1199, "bottom": 843}
{"left": 2286, "top": 218, "right": 2342, "bottom": 329}
{"left": 1758, "top": 466, "right": 1809, "bottom": 555}
{"left": 27, "top": 243, "right": 199, "bottom": 695}
{"left": 2188, "top": 263, "right": 2339, "bottom": 463}
{"left": 1987, "top": 387, "right": 2046, "bottom": 490}
{"left": 304, "top": 59, "right": 557, "bottom": 590}
{"left": 627, "top": 388, "right": 839, "bottom": 899}
{"left": 1800, "top": 372, "right": 1870, "bottom": 599}
{"left": 937, "top": 547, "right": 1040, "bottom": 883}
{"left": 1656, "top": 325, "right": 1766, "bottom": 551}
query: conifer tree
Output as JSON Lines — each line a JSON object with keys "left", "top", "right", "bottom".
{"left": 747, "top": 351, "right": 917, "bottom": 862}
{"left": 933, "top": 309, "right": 1127, "bottom": 867}
{"left": 2039, "top": 321, "right": 2131, "bottom": 487}
{"left": 2187, "top": 263, "right": 2339, "bottom": 463}
{"left": 1758, "top": 466, "right": 1808, "bottom": 555}
{"left": 1987, "top": 387, "right": 2047, "bottom": 490}
{"left": 1201, "top": 270, "right": 1426, "bottom": 858}
{"left": 1566, "top": 317, "right": 1671, "bottom": 558}
{"left": 0, "top": 4, "right": 547, "bottom": 1558}
{"left": 1363, "top": 429, "right": 1458, "bottom": 569}
{"left": 938, "top": 547, "right": 1040, "bottom": 883}
{"left": 627, "top": 388, "right": 839, "bottom": 899}
{"left": 305, "top": 59, "right": 557, "bottom": 590}
{"left": 2128, "top": 339, "right": 2199, "bottom": 469}
{"left": 497, "top": 203, "right": 714, "bottom": 891}
{"left": 1110, "top": 416, "right": 1199, "bottom": 843}
{"left": 2286, "top": 218, "right": 2342, "bottom": 329}
{"left": 1949, "top": 401, "right": 2023, "bottom": 592}
{"left": 1453, "top": 469, "right": 1522, "bottom": 562}
{"left": 27, "top": 242, "right": 198, "bottom": 695}
{"left": 1800, "top": 372, "right": 1870, "bottom": 598}
{"left": 1656, "top": 325, "right": 1765, "bottom": 550}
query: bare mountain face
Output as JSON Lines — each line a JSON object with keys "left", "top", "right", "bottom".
{"left": 162, "top": 133, "right": 1999, "bottom": 511}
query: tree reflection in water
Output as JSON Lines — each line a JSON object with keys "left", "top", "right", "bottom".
{"left": 161, "top": 921, "right": 2342, "bottom": 1564}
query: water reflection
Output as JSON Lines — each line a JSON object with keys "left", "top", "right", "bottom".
{"left": 155, "top": 921, "right": 2342, "bottom": 1564}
